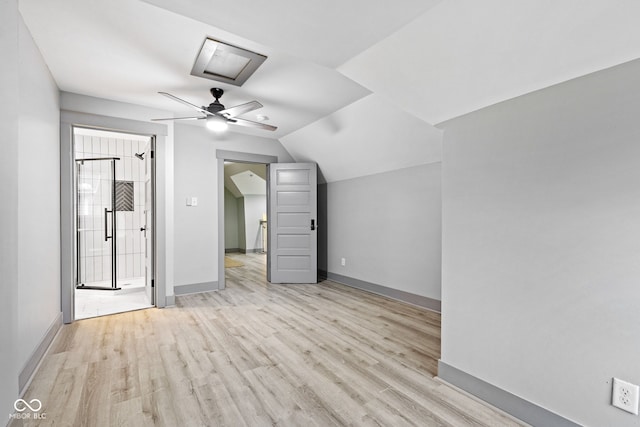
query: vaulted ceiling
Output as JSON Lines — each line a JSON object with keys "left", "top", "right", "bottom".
{"left": 19, "top": 0, "right": 640, "bottom": 182}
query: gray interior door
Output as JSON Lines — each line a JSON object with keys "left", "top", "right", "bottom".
{"left": 267, "top": 163, "right": 317, "bottom": 284}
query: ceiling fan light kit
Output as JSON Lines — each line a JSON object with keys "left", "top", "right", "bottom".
{"left": 152, "top": 87, "right": 277, "bottom": 133}
{"left": 206, "top": 115, "right": 229, "bottom": 132}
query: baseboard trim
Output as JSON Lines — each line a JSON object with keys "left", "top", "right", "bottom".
{"left": 239, "top": 248, "right": 263, "bottom": 254}
{"left": 174, "top": 281, "right": 219, "bottom": 296}
{"left": 437, "top": 361, "right": 580, "bottom": 427}
{"left": 165, "top": 295, "right": 176, "bottom": 306}
{"left": 18, "top": 312, "right": 63, "bottom": 394}
{"left": 225, "top": 248, "right": 240, "bottom": 253}
{"left": 322, "top": 271, "right": 441, "bottom": 313}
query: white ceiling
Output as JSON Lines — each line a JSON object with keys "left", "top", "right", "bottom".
{"left": 19, "top": 0, "right": 640, "bottom": 182}
{"left": 230, "top": 171, "right": 266, "bottom": 197}
{"left": 224, "top": 163, "right": 267, "bottom": 198}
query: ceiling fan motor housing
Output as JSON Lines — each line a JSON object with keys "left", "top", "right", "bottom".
{"left": 207, "top": 88, "right": 226, "bottom": 113}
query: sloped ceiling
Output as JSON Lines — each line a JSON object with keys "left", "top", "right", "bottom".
{"left": 281, "top": 94, "right": 442, "bottom": 183}
{"left": 19, "top": 0, "right": 640, "bottom": 182}
{"left": 339, "top": 0, "right": 640, "bottom": 125}
{"left": 230, "top": 171, "right": 266, "bottom": 197}
{"left": 224, "top": 163, "right": 267, "bottom": 198}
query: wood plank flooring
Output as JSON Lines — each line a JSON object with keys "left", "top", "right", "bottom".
{"left": 19, "top": 253, "right": 525, "bottom": 426}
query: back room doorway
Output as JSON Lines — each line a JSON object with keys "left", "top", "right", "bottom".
{"left": 73, "top": 127, "right": 156, "bottom": 319}
{"left": 223, "top": 161, "right": 268, "bottom": 282}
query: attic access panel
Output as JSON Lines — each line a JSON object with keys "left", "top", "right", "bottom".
{"left": 191, "top": 38, "right": 267, "bottom": 86}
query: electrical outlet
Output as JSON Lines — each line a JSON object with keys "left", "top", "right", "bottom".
{"left": 341, "top": 257, "right": 346, "bottom": 266}
{"left": 612, "top": 377, "right": 639, "bottom": 415}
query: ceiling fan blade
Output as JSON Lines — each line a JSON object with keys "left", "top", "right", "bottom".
{"left": 151, "top": 116, "right": 206, "bottom": 121}
{"left": 229, "top": 117, "right": 278, "bottom": 131}
{"left": 159, "top": 92, "right": 213, "bottom": 116}
{"left": 218, "top": 101, "right": 263, "bottom": 118}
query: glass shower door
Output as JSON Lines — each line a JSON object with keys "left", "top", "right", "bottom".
{"left": 76, "top": 157, "right": 121, "bottom": 290}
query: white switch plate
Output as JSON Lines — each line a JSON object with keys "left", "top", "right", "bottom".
{"left": 191, "top": 197, "right": 198, "bottom": 206}
{"left": 186, "top": 197, "right": 191, "bottom": 206}
{"left": 612, "top": 377, "right": 639, "bottom": 415}
{"left": 341, "top": 257, "right": 346, "bottom": 266}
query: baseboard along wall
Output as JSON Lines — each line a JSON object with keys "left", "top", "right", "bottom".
{"left": 437, "top": 361, "right": 581, "bottom": 427}
{"left": 18, "top": 312, "right": 63, "bottom": 395}
{"left": 173, "top": 281, "right": 219, "bottom": 296}
{"left": 320, "top": 270, "right": 441, "bottom": 313}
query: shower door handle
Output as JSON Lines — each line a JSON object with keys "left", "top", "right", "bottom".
{"left": 104, "top": 208, "right": 113, "bottom": 241}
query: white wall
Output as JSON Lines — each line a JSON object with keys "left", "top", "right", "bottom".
{"left": 243, "top": 195, "right": 267, "bottom": 252}
{"left": 17, "top": 14, "right": 61, "bottom": 366}
{"left": 440, "top": 58, "right": 640, "bottom": 427}
{"left": 0, "top": 0, "right": 21, "bottom": 418}
{"left": 173, "top": 124, "right": 293, "bottom": 287}
{"left": 322, "top": 163, "right": 442, "bottom": 301}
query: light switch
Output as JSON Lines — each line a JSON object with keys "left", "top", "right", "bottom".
{"left": 191, "top": 197, "right": 198, "bottom": 206}
{"left": 186, "top": 197, "right": 192, "bottom": 206}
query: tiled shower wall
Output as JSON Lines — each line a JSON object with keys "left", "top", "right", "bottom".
{"left": 75, "top": 132, "right": 149, "bottom": 284}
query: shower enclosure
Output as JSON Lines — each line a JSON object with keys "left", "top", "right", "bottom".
{"left": 76, "top": 157, "right": 120, "bottom": 290}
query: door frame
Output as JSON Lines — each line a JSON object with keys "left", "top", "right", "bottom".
{"left": 61, "top": 111, "right": 169, "bottom": 323}
{"left": 216, "top": 150, "right": 277, "bottom": 290}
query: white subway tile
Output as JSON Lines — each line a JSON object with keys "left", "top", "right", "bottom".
{"left": 133, "top": 254, "right": 141, "bottom": 277}
{"left": 131, "top": 211, "right": 140, "bottom": 231}
{"left": 125, "top": 158, "right": 133, "bottom": 181}
{"left": 116, "top": 212, "right": 125, "bottom": 230}
{"left": 91, "top": 137, "right": 100, "bottom": 155}
{"left": 94, "top": 254, "right": 103, "bottom": 281}
{"left": 85, "top": 256, "right": 94, "bottom": 283}
{"left": 93, "top": 231, "right": 103, "bottom": 256}
{"left": 126, "top": 231, "right": 133, "bottom": 254}
{"left": 109, "top": 138, "right": 117, "bottom": 156}
{"left": 125, "top": 256, "right": 134, "bottom": 278}
{"left": 100, "top": 137, "right": 109, "bottom": 155}
{"left": 103, "top": 256, "right": 111, "bottom": 282}
{"left": 115, "top": 159, "right": 124, "bottom": 180}
{"left": 132, "top": 159, "right": 139, "bottom": 182}
{"left": 117, "top": 255, "right": 126, "bottom": 279}
{"left": 124, "top": 140, "right": 132, "bottom": 157}
{"left": 116, "top": 232, "right": 125, "bottom": 255}
{"left": 85, "top": 231, "right": 94, "bottom": 257}
{"left": 123, "top": 212, "right": 131, "bottom": 230}
{"left": 74, "top": 135, "right": 84, "bottom": 153}
{"left": 133, "top": 232, "right": 140, "bottom": 253}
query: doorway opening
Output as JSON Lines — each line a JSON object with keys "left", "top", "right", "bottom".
{"left": 223, "top": 161, "right": 268, "bottom": 282}
{"left": 73, "top": 127, "right": 155, "bottom": 319}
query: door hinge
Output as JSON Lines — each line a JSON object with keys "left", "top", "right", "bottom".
{"left": 150, "top": 150, "right": 154, "bottom": 159}
{"left": 151, "top": 279, "right": 155, "bottom": 288}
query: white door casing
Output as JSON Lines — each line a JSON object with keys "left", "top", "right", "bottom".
{"left": 144, "top": 140, "right": 154, "bottom": 304}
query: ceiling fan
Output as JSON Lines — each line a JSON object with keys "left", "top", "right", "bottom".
{"left": 152, "top": 88, "right": 277, "bottom": 132}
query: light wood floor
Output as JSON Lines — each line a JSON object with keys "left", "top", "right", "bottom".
{"left": 19, "top": 253, "right": 524, "bottom": 426}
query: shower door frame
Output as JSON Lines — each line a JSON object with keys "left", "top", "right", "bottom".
{"left": 74, "top": 157, "right": 121, "bottom": 291}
